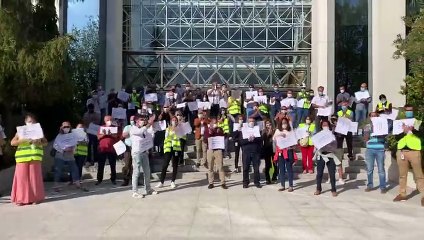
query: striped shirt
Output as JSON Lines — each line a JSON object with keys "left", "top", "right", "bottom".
{"left": 364, "top": 123, "right": 386, "bottom": 149}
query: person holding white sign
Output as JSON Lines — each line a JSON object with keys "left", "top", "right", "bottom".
{"left": 175, "top": 111, "right": 188, "bottom": 165}
{"left": 74, "top": 124, "right": 89, "bottom": 183}
{"left": 207, "top": 82, "right": 222, "bottom": 117}
{"left": 240, "top": 117, "right": 263, "bottom": 189}
{"left": 314, "top": 120, "right": 339, "bottom": 197}
{"left": 218, "top": 108, "right": 231, "bottom": 159}
{"left": 130, "top": 114, "right": 157, "bottom": 198}
{"left": 96, "top": 116, "right": 120, "bottom": 185}
{"left": 193, "top": 111, "right": 209, "bottom": 168}
{"left": 82, "top": 103, "right": 100, "bottom": 166}
{"left": 52, "top": 121, "right": 87, "bottom": 192}
{"left": 157, "top": 116, "right": 182, "bottom": 189}
{"left": 204, "top": 118, "right": 228, "bottom": 189}
{"left": 273, "top": 118, "right": 297, "bottom": 192}
{"left": 231, "top": 115, "right": 244, "bottom": 173}
{"left": 335, "top": 102, "right": 354, "bottom": 161}
{"left": 11, "top": 113, "right": 47, "bottom": 206}
{"left": 120, "top": 115, "right": 135, "bottom": 187}
{"left": 298, "top": 116, "right": 316, "bottom": 174}
{"left": 311, "top": 86, "right": 333, "bottom": 130}
{"left": 354, "top": 83, "right": 372, "bottom": 125}
{"left": 363, "top": 112, "right": 387, "bottom": 193}
{"left": 281, "top": 90, "right": 298, "bottom": 127}
{"left": 375, "top": 94, "right": 392, "bottom": 115}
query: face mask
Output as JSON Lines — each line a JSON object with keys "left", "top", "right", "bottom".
{"left": 137, "top": 109, "right": 142, "bottom": 114}
{"left": 259, "top": 92, "right": 263, "bottom": 96}
{"left": 310, "top": 93, "right": 314, "bottom": 96}
{"left": 341, "top": 106, "right": 347, "bottom": 111}
{"left": 281, "top": 110, "right": 287, "bottom": 114}
{"left": 405, "top": 111, "right": 414, "bottom": 118}
{"left": 305, "top": 120, "right": 311, "bottom": 124}
{"left": 198, "top": 114, "right": 203, "bottom": 118}
{"left": 63, "top": 128, "right": 70, "bottom": 134}
{"left": 318, "top": 92, "right": 324, "bottom": 96}
{"left": 133, "top": 90, "right": 137, "bottom": 93}
{"left": 238, "top": 120, "right": 243, "bottom": 124}
{"left": 142, "top": 106, "right": 147, "bottom": 110}
{"left": 203, "top": 97, "right": 207, "bottom": 101}
{"left": 301, "top": 88, "right": 306, "bottom": 92}
{"left": 169, "top": 96, "right": 174, "bottom": 100}
{"left": 106, "top": 120, "right": 112, "bottom": 126}
{"left": 322, "top": 127, "right": 329, "bottom": 131}
{"left": 248, "top": 122, "right": 255, "bottom": 128}
{"left": 26, "top": 122, "right": 33, "bottom": 126}
{"left": 171, "top": 121, "right": 176, "bottom": 127}
{"left": 287, "top": 94, "right": 292, "bottom": 98}
{"left": 340, "top": 90, "right": 345, "bottom": 93}
{"left": 274, "top": 88, "right": 278, "bottom": 91}
{"left": 282, "top": 124, "right": 288, "bottom": 129}
{"left": 381, "top": 99, "right": 386, "bottom": 103}
{"left": 130, "top": 120, "right": 135, "bottom": 126}
{"left": 249, "top": 88, "right": 253, "bottom": 91}
{"left": 163, "top": 108, "right": 168, "bottom": 113}
{"left": 360, "top": 87, "right": 366, "bottom": 91}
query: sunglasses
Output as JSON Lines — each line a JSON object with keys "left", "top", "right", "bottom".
{"left": 176, "top": 114, "right": 182, "bottom": 117}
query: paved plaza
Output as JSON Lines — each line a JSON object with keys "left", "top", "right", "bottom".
{"left": 1, "top": 165, "right": 423, "bottom": 240}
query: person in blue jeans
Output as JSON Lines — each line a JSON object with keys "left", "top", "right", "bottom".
{"left": 363, "top": 112, "right": 387, "bottom": 193}
{"left": 354, "top": 83, "right": 371, "bottom": 125}
{"left": 273, "top": 118, "right": 295, "bottom": 192}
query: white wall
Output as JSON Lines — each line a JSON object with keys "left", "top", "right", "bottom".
{"left": 369, "top": 0, "right": 406, "bottom": 108}
{"left": 311, "top": 0, "right": 335, "bottom": 99}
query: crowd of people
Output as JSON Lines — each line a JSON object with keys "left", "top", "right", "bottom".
{"left": 5, "top": 82, "right": 424, "bottom": 207}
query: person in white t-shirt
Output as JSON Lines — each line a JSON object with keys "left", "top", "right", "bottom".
{"left": 281, "top": 90, "right": 298, "bottom": 127}
{"left": 86, "top": 90, "right": 101, "bottom": 114}
{"left": 311, "top": 86, "right": 333, "bottom": 130}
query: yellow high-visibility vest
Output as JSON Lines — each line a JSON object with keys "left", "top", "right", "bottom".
{"left": 298, "top": 123, "right": 316, "bottom": 146}
{"left": 15, "top": 143, "right": 44, "bottom": 163}
{"left": 228, "top": 97, "right": 241, "bottom": 115}
{"left": 377, "top": 101, "right": 391, "bottom": 112}
{"left": 337, "top": 109, "right": 352, "bottom": 118}
{"left": 218, "top": 118, "right": 230, "bottom": 134}
{"left": 164, "top": 128, "right": 182, "bottom": 153}
{"left": 75, "top": 142, "right": 88, "bottom": 156}
{"left": 397, "top": 133, "right": 421, "bottom": 151}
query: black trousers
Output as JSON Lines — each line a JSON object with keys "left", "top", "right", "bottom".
{"left": 210, "top": 104, "right": 220, "bottom": 117}
{"left": 234, "top": 142, "right": 241, "bottom": 168}
{"left": 242, "top": 151, "right": 260, "bottom": 186}
{"left": 97, "top": 152, "right": 117, "bottom": 182}
{"left": 74, "top": 155, "right": 86, "bottom": 180}
{"left": 336, "top": 132, "right": 353, "bottom": 158}
{"left": 87, "top": 134, "right": 98, "bottom": 163}
{"left": 160, "top": 150, "right": 180, "bottom": 183}
{"left": 264, "top": 153, "right": 278, "bottom": 183}
{"left": 316, "top": 157, "right": 336, "bottom": 192}
{"left": 179, "top": 139, "right": 186, "bottom": 164}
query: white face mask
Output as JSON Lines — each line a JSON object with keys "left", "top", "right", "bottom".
{"left": 274, "top": 88, "right": 278, "bottom": 91}
{"left": 287, "top": 94, "right": 292, "bottom": 98}
{"left": 198, "top": 114, "right": 203, "bottom": 118}
{"left": 130, "top": 120, "right": 135, "bottom": 126}
{"left": 63, "top": 128, "right": 70, "bottom": 134}
{"left": 322, "top": 127, "right": 329, "bottom": 131}
{"left": 249, "top": 88, "right": 253, "bottom": 91}
{"left": 305, "top": 120, "right": 311, "bottom": 124}
{"left": 282, "top": 124, "right": 288, "bottom": 129}
{"left": 137, "top": 109, "right": 142, "bottom": 114}
{"left": 238, "top": 120, "right": 243, "bottom": 124}
{"left": 248, "top": 122, "right": 255, "bottom": 128}
{"left": 25, "top": 122, "right": 33, "bottom": 126}
{"left": 340, "top": 89, "right": 345, "bottom": 93}
{"left": 318, "top": 91, "right": 324, "bottom": 96}
{"left": 171, "top": 121, "right": 176, "bottom": 127}
{"left": 360, "top": 87, "right": 366, "bottom": 91}
{"left": 106, "top": 120, "right": 112, "bottom": 126}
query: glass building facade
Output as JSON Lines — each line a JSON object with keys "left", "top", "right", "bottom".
{"left": 122, "top": 0, "right": 312, "bottom": 88}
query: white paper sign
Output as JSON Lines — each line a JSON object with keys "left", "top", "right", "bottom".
{"left": 257, "top": 121, "right": 265, "bottom": 131}
{"left": 128, "top": 103, "right": 135, "bottom": 110}
{"left": 87, "top": 123, "right": 100, "bottom": 135}
{"left": 16, "top": 123, "right": 44, "bottom": 140}
{"left": 311, "top": 130, "right": 336, "bottom": 150}
{"left": 55, "top": 133, "right": 78, "bottom": 150}
{"left": 72, "top": 128, "right": 87, "bottom": 142}
{"left": 381, "top": 109, "right": 399, "bottom": 121}
{"left": 276, "top": 133, "right": 298, "bottom": 149}
{"left": 100, "top": 127, "right": 118, "bottom": 134}
{"left": 295, "top": 127, "right": 309, "bottom": 140}
{"left": 198, "top": 101, "right": 211, "bottom": 110}
{"left": 317, "top": 106, "right": 333, "bottom": 116}
{"left": 254, "top": 96, "right": 268, "bottom": 104}
{"left": 355, "top": 91, "right": 370, "bottom": 101}
{"left": 392, "top": 118, "right": 416, "bottom": 135}
{"left": 112, "top": 107, "right": 127, "bottom": 120}
{"left": 153, "top": 120, "right": 167, "bottom": 131}
{"left": 139, "top": 135, "right": 154, "bottom": 153}
{"left": 349, "top": 122, "right": 358, "bottom": 133}
{"left": 117, "top": 91, "right": 130, "bottom": 102}
{"left": 241, "top": 126, "right": 261, "bottom": 139}
{"left": 208, "top": 96, "right": 220, "bottom": 104}
{"left": 233, "top": 123, "right": 242, "bottom": 132}
{"left": 188, "top": 102, "right": 198, "bottom": 111}
{"left": 297, "top": 99, "right": 306, "bottom": 108}
{"left": 219, "top": 99, "right": 228, "bottom": 108}
{"left": 335, "top": 117, "right": 352, "bottom": 135}
{"left": 180, "top": 122, "right": 192, "bottom": 135}
{"left": 176, "top": 102, "right": 187, "bottom": 109}
{"left": 371, "top": 117, "right": 389, "bottom": 136}
{"left": 113, "top": 141, "right": 127, "bottom": 155}
{"left": 144, "top": 93, "right": 158, "bottom": 102}
{"left": 208, "top": 136, "right": 225, "bottom": 150}
{"left": 245, "top": 91, "right": 258, "bottom": 99}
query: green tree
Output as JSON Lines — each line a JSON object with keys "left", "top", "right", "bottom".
{"left": 394, "top": 10, "right": 424, "bottom": 120}
{"left": 68, "top": 17, "right": 99, "bottom": 108}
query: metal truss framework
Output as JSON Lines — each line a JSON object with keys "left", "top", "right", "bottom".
{"left": 122, "top": 0, "right": 312, "bottom": 88}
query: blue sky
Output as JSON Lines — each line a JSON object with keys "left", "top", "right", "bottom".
{"left": 67, "top": 0, "right": 99, "bottom": 30}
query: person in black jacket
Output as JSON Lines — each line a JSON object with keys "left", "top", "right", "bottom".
{"left": 240, "top": 117, "right": 263, "bottom": 188}
{"left": 231, "top": 115, "right": 244, "bottom": 173}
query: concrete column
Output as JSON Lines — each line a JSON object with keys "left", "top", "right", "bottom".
{"left": 131, "top": 0, "right": 141, "bottom": 50}
{"left": 311, "top": 0, "right": 335, "bottom": 100}
{"left": 105, "top": 0, "right": 123, "bottom": 91}
{"left": 55, "top": 0, "right": 67, "bottom": 35}
{"left": 369, "top": 0, "right": 406, "bottom": 108}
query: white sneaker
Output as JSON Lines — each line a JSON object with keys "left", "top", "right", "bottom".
{"left": 148, "top": 189, "right": 158, "bottom": 195}
{"left": 338, "top": 179, "right": 345, "bottom": 185}
{"left": 155, "top": 182, "right": 164, "bottom": 188}
{"left": 132, "top": 192, "right": 143, "bottom": 199}
{"left": 170, "top": 181, "right": 176, "bottom": 189}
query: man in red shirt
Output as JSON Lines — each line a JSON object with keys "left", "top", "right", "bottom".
{"left": 96, "top": 115, "right": 120, "bottom": 185}
{"left": 204, "top": 118, "right": 228, "bottom": 189}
